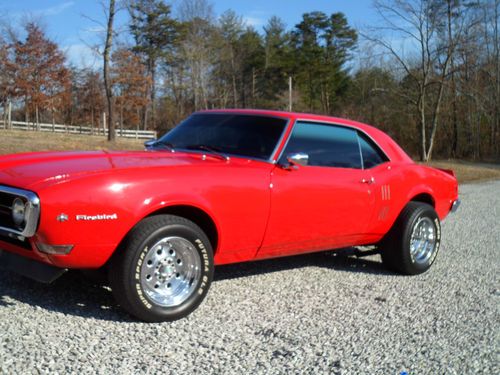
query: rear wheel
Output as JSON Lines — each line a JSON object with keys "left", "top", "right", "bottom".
{"left": 380, "top": 202, "right": 441, "bottom": 275}
{"left": 109, "top": 215, "right": 214, "bottom": 322}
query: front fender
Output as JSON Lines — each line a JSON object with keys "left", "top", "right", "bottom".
{"left": 34, "top": 172, "right": 220, "bottom": 268}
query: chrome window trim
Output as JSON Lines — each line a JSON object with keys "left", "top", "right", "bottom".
{"left": 0, "top": 185, "right": 40, "bottom": 238}
{"left": 274, "top": 120, "right": 295, "bottom": 166}
{"left": 356, "top": 130, "right": 390, "bottom": 169}
{"left": 269, "top": 117, "right": 291, "bottom": 163}
{"left": 277, "top": 119, "right": 392, "bottom": 167}
{"left": 355, "top": 131, "right": 365, "bottom": 170}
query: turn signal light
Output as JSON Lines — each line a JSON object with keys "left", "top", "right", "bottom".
{"left": 36, "top": 243, "right": 74, "bottom": 255}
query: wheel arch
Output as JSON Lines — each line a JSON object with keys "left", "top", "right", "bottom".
{"left": 144, "top": 205, "right": 219, "bottom": 254}
{"left": 380, "top": 190, "right": 437, "bottom": 240}
{"left": 106, "top": 203, "right": 220, "bottom": 269}
{"left": 409, "top": 192, "right": 435, "bottom": 208}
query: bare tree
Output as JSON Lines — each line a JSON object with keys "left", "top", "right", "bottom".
{"left": 364, "top": 0, "right": 464, "bottom": 161}
{"left": 103, "top": 0, "right": 116, "bottom": 141}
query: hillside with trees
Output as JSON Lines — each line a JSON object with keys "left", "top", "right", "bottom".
{"left": 0, "top": 0, "right": 498, "bottom": 161}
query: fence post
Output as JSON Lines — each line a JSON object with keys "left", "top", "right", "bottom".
{"left": 102, "top": 112, "right": 107, "bottom": 136}
{"left": 7, "top": 101, "right": 11, "bottom": 129}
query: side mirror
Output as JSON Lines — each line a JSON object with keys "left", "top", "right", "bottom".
{"left": 286, "top": 153, "right": 309, "bottom": 167}
{"left": 144, "top": 139, "right": 157, "bottom": 149}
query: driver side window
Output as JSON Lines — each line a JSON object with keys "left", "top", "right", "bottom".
{"left": 280, "top": 121, "right": 362, "bottom": 169}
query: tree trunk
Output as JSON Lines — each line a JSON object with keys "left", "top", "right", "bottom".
{"left": 91, "top": 107, "right": 95, "bottom": 134}
{"left": 230, "top": 47, "right": 238, "bottom": 107}
{"left": 150, "top": 60, "right": 156, "bottom": 130}
{"left": 137, "top": 108, "right": 140, "bottom": 138}
{"left": 419, "top": 93, "right": 427, "bottom": 162}
{"left": 426, "top": 81, "right": 446, "bottom": 161}
{"left": 7, "top": 101, "right": 11, "bottom": 129}
{"left": 448, "top": 0, "right": 458, "bottom": 158}
{"left": 104, "top": 0, "right": 116, "bottom": 142}
{"left": 494, "top": 0, "right": 500, "bottom": 157}
{"left": 252, "top": 67, "right": 256, "bottom": 107}
{"left": 308, "top": 70, "right": 314, "bottom": 113}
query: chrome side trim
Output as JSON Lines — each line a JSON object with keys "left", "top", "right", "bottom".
{"left": 0, "top": 185, "right": 40, "bottom": 237}
{"left": 450, "top": 198, "right": 460, "bottom": 213}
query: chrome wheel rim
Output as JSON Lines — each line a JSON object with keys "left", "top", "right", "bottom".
{"left": 410, "top": 217, "right": 436, "bottom": 264}
{"left": 140, "top": 236, "right": 201, "bottom": 307}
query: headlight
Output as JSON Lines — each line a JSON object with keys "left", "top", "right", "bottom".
{"left": 12, "top": 198, "right": 27, "bottom": 227}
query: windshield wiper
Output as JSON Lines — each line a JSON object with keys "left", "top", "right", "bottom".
{"left": 185, "top": 144, "right": 230, "bottom": 161}
{"left": 150, "top": 141, "right": 175, "bottom": 152}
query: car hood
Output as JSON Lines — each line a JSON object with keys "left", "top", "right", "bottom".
{"left": 0, "top": 150, "right": 219, "bottom": 191}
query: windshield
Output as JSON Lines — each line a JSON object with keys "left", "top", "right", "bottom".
{"left": 156, "top": 113, "right": 288, "bottom": 160}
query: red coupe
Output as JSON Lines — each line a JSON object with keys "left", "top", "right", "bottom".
{"left": 0, "top": 110, "right": 459, "bottom": 321}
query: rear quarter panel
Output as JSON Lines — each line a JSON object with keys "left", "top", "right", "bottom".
{"left": 368, "top": 162, "right": 458, "bottom": 238}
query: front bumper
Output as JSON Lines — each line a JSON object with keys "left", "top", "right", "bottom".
{"left": 450, "top": 198, "right": 461, "bottom": 213}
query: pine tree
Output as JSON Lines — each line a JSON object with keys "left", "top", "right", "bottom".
{"left": 129, "top": 0, "right": 180, "bottom": 128}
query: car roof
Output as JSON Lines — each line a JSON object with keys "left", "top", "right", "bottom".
{"left": 196, "top": 109, "right": 413, "bottom": 163}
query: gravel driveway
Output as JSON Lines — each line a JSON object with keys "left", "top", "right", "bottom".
{"left": 0, "top": 180, "right": 498, "bottom": 374}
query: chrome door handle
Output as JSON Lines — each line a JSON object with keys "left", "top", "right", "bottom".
{"left": 361, "top": 177, "right": 375, "bottom": 184}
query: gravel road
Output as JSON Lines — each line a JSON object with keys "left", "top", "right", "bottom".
{"left": 0, "top": 180, "right": 498, "bottom": 374}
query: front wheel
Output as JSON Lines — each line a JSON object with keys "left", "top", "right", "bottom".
{"left": 380, "top": 202, "right": 441, "bottom": 275}
{"left": 109, "top": 215, "right": 214, "bottom": 322}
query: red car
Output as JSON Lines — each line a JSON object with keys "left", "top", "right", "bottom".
{"left": 0, "top": 110, "right": 459, "bottom": 322}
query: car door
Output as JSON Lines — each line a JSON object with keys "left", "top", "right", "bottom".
{"left": 258, "top": 121, "right": 378, "bottom": 258}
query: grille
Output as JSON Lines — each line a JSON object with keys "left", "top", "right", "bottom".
{"left": 0, "top": 185, "right": 40, "bottom": 237}
{"left": 0, "top": 191, "right": 18, "bottom": 230}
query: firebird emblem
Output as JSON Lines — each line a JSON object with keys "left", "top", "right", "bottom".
{"left": 76, "top": 214, "right": 118, "bottom": 221}
{"left": 56, "top": 214, "right": 68, "bottom": 222}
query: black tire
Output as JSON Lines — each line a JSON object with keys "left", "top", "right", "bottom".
{"left": 109, "top": 214, "right": 214, "bottom": 322}
{"left": 380, "top": 202, "right": 441, "bottom": 275}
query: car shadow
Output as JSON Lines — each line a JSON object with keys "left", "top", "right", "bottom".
{"left": 0, "top": 248, "right": 392, "bottom": 322}
{"left": 214, "top": 247, "right": 391, "bottom": 281}
{"left": 0, "top": 269, "right": 131, "bottom": 322}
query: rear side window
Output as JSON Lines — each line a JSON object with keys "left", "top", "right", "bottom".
{"left": 280, "top": 121, "right": 362, "bottom": 169}
{"left": 358, "top": 132, "right": 388, "bottom": 168}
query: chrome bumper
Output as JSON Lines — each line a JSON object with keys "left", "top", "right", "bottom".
{"left": 450, "top": 198, "right": 461, "bottom": 213}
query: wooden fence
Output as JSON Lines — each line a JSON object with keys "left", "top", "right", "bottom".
{"left": 0, "top": 120, "right": 157, "bottom": 140}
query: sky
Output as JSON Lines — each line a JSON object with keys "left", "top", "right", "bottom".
{"left": 0, "top": 0, "right": 377, "bottom": 68}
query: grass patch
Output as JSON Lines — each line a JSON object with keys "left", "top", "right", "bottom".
{"left": 0, "top": 129, "right": 144, "bottom": 154}
{"left": 427, "top": 160, "right": 500, "bottom": 184}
